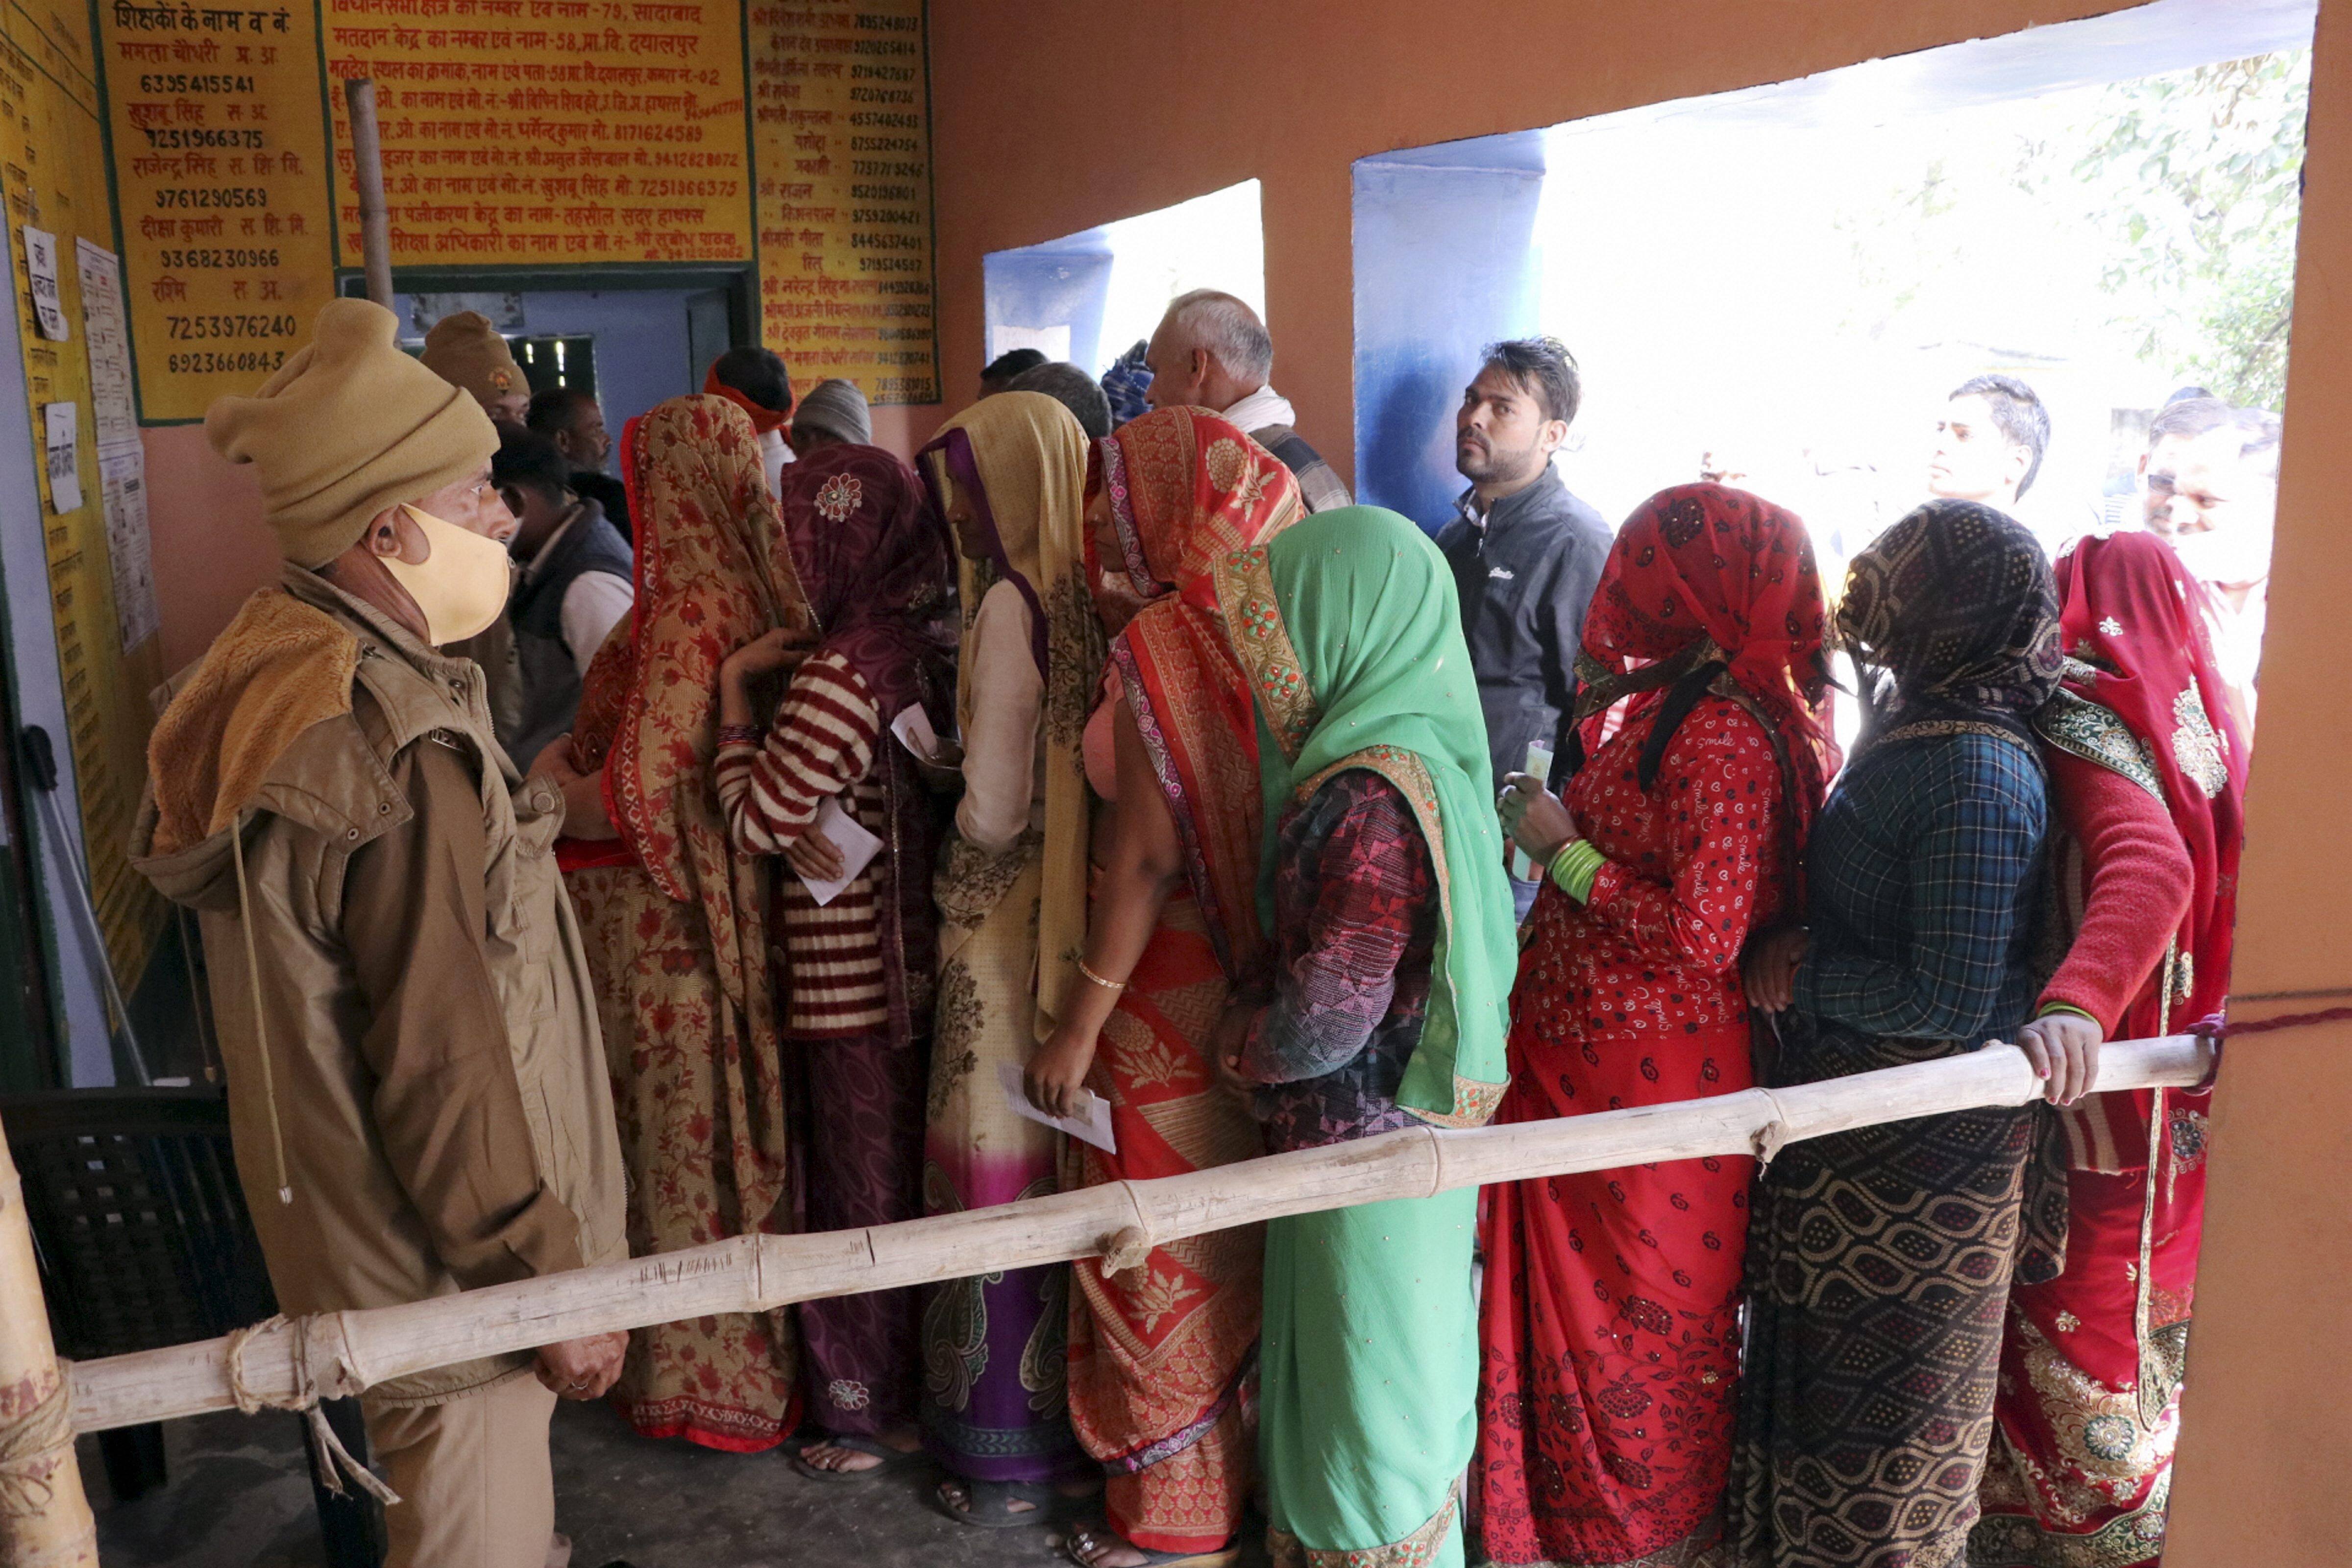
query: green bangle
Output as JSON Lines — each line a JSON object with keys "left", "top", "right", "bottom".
{"left": 1547, "top": 839, "right": 1604, "bottom": 903}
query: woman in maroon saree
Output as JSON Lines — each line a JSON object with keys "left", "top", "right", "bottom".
{"left": 1973, "top": 528, "right": 2246, "bottom": 1567}
{"left": 709, "top": 443, "right": 956, "bottom": 1474}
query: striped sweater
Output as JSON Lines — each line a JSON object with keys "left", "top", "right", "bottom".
{"left": 714, "top": 649, "right": 889, "bottom": 1036}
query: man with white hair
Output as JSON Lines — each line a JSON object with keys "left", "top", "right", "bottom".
{"left": 2142, "top": 397, "right": 2280, "bottom": 732}
{"left": 1144, "top": 289, "right": 1351, "bottom": 512}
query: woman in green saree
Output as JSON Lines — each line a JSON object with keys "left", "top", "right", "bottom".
{"left": 1210, "top": 506, "right": 1516, "bottom": 1568}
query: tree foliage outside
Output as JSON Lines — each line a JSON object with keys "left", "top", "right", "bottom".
{"left": 2049, "top": 49, "right": 2309, "bottom": 411}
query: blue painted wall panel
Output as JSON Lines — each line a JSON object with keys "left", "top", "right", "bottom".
{"left": 1352, "top": 135, "right": 1545, "bottom": 533}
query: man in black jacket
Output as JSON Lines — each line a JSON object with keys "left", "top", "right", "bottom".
{"left": 1436, "top": 337, "right": 1612, "bottom": 916}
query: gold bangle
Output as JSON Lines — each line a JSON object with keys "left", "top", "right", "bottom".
{"left": 1076, "top": 956, "right": 1127, "bottom": 992}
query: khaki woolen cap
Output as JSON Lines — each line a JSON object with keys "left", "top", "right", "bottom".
{"left": 418, "top": 309, "right": 526, "bottom": 409}
{"left": 206, "top": 299, "right": 498, "bottom": 568}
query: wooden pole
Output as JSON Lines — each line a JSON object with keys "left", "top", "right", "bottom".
{"left": 343, "top": 79, "right": 394, "bottom": 309}
{"left": 0, "top": 1112, "right": 98, "bottom": 1567}
{"left": 63, "top": 1035, "right": 2213, "bottom": 1436}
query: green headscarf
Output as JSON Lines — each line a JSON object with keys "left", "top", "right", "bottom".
{"left": 1212, "top": 505, "right": 1514, "bottom": 1126}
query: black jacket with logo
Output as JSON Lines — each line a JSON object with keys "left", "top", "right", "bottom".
{"left": 1434, "top": 465, "right": 1613, "bottom": 790}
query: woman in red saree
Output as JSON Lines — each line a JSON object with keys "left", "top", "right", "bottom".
{"left": 1021, "top": 408, "right": 1304, "bottom": 1568}
{"left": 1473, "top": 484, "right": 1836, "bottom": 1568}
{"left": 1972, "top": 528, "right": 2245, "bottom": 1567}
{"left": 548, "top": 394, "right": 809, "bottom": 1450}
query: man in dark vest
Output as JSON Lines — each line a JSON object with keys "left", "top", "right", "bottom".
{"left": 1144, "top": 289, "right": 1352, "bottom": 512}
{"left": 492, "top": 427, "right": 634, "bottom": 771}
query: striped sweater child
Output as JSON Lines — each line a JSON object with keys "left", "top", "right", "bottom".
{"left": 714, "top": 648, "right": 889, "bottom": 1036}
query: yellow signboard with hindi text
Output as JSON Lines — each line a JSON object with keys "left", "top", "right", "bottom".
{"left": 98, "top": 0, "right": 340, "bottom": 423}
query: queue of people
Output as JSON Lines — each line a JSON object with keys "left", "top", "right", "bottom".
{"left": 131, "top": 289, "right": 2257, "bottom": 1568}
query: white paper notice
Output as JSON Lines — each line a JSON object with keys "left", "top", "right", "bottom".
{"left": 42, "top": 403, "right": 79, "bottom": 514}
{"left": 76, "top": 240, "right": 137, "bottom": 446}
{"left": 797, "top": 794, "right": 882, "bottom": 906}
{"left": 997, "top": 1062, "right": 1117, "bottom": 1154}
{"left": 1510, "top": 741, "right": 1555, "bottom": 882}
{"left": 98, "top": 447, "right": 158, "bottom": 650}
{"left": 890, "top": 702, "right": 943, "bottom": 762}
{"left": 23, "top": 227, "right": 66, "bottom": 342}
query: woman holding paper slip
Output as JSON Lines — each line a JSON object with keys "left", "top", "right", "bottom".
{"left": 547, "top": 394, "right": 808, "bottom": 1451}
{"left": 710, "top": 443, "right": 956, "bottom": 1478}
{"left": 914, "top": 391, "right": 1101, "bottom": 1521}
{"left": 1021, "top": 409, "right": 1302, "bottom": 1568}
{"left": 1473, "top": 485, "right": 1838, "bottom": 1568}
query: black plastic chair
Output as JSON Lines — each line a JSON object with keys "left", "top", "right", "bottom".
{"left": 2, "top": 1086, "right": 384, "bottom": 1567}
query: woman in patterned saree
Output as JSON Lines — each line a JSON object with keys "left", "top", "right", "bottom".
{"left": 1474, "top": 484, "right": 1838, "bottom": 1568}
{"left": 1971, "top": 529, "right": 2245, "bottom": 1568}
{"left": 549, "top": 394, "right": 807, "bottom": 1449}
{"left": 1729, "top": 499, "right": 2063, "bottom": 1567}
{"left": 916, "top": 390, "right": 1099, "bottom": 1522}
{"left": 709, "top": 443, "right": 957, "bottom": 1476}
{"left": 1020, "top": 409, "right": 1303, "bottom": 1568}
{"left": 1215, "top": 505, "right": 1517, "bottom": 1568}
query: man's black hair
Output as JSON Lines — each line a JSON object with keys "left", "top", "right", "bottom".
{"left": 1951, "top": 373, "right": 2052, "bottom": 498}
{"left": 492, "top": 426, "right": 575, "bottom": 497}
{"left": 982, "top": 347, "right": 1049, "bottom": 387}
{"left": 1480, "top": 337, "right": 1582, "bottom": 428}
{"left": 1006, "top": 361, "right": 1112, "bottom": 439}
{"left": 710, "top": 345, "right": 792, "bottom": 413}
{"left": 525, "top": 384, "right": 598, "bottom": 438}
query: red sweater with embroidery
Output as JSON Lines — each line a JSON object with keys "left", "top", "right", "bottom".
{"left": 2037, "top": 750, "right": 2193, "bottom": 1034}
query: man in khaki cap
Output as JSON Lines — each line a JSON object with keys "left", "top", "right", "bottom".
{"left": 130, "top": 297, "right": 627, "bottom": 1568}
{"left": 421, "top": 307, "right": 531, "bottom": 426}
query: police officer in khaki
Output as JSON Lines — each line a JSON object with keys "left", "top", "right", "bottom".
{"left": 133, "top": 298, "right": 627, "bottom": 1568}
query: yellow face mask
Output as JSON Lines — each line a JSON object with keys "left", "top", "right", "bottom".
{"left": 380, "top": 505, "right": 512, "bottom": 646}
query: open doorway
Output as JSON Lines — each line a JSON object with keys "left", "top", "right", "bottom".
{"left": 1353, "top": 0, "right": 2310, "bottom": 587}
{"left": 981, "top": 178, "right": 1266, "bottom": 388}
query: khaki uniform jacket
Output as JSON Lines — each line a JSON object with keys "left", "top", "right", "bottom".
{"left": 130, "top": 565, "right": 625, "bottom": 1405}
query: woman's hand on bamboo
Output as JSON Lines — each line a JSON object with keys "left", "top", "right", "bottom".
{"left": 1743, "top": 925, "right": 1809, "bottom": 1013}
{"left": 1025, "top": 1021, "right": 1101, "bottom": 1119}
{"left": 2017, "top": 1011, "right": 2103, "bottom": 1105}
{"left": 1499, "top": 772, "right": 1577, "bottom": 862}
{"left": 535, "top": 1330, "right": 627, "bottom": 1400}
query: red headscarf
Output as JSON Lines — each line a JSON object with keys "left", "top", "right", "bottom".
{"left": 2052, "top": 529, "right": 2245, "bottom": 1029}
{"left": 702, "top": 362, "right": 791, "bottom": 435}
{"left": 1575, "top": 482, "right": 1838, "bottom": 857}
{"left": 777, "top": 442, "right": 955, "bottom": 719}
{"left": 568, "top": 394, "right": 809, "bottom": 1007}
{"left": 1095, "top": 407, "right": 1303, "bottom": 977}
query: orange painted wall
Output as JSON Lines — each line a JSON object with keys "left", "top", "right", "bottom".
{"left": 919, "top": 1, "right": 2351, "bottom": 1561}
{"left": 145, "top": 401, "right": 946, "bottom": 674}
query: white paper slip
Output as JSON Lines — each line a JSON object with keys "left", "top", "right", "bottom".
{"left": 891, "top": 701, "right": 944, "bottom": 762}
{"left": 997, "top": 1061, "right": 1117, "bottom": 1154}
{"left": 798, "top": 795, "right": 882, "bottom": 906}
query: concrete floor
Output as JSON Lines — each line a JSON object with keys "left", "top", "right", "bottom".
{"left": 81, "top": 1398, "right": 1275, "bottom": 1567}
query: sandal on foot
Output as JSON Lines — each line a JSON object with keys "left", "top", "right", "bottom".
{"left": 932, "top": 1477, "right": 1084, "bottom": 1529}
{"left": 1061, "top": 1524, "right": 1241, "bottom": 1567}
{"left": 788, "top": 1433, "right": 929, "bottom": 1481}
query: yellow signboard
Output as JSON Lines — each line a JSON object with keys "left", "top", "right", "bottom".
{"left": 99, "top": 0, "right": 341, "bottom": 423}
{"left": 749, "top": 1, "right": 937, "bottom": 404}
{"left": 322, "top": 0, "right": 754, "bottom": 266}
{"left": 1, "top": 0, "right": 166, "bottom": 987}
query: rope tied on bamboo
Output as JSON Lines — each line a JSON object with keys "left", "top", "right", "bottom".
{"left": 1749, "top": 1086, "right": 1797, "bottom": 1170}
{"left": 1098, "top": 1180, "right": 1157, "bottom": 1276}
{"left": 224, "top": 1315, "right": 400, "bottom": 1507}
{"left": 0, "top": 1364, "right": 74, "bottom": 1520}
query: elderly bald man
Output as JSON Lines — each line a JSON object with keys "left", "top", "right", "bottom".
{"left": 1144, "top": 289, "right": 1351, "bottom": 512}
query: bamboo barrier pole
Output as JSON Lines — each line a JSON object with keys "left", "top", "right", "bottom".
{"left": 63, "top": 1034, "right": 2212, "bottom": 1437}
{"left": 0, "top": 1110, "right": 98, "bottom": 1567}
